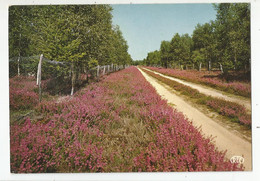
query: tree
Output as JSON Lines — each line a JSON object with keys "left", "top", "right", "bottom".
{"left": 145, "top": 50, "right": 161, "bottom": 66}
{"left": 214, "top": 3, "right": 250, "bottom": 72}
{"left": 169, "top": 33, "right": 192, "bottom": 69}
{"left": 170, "top": 33, "right": 182, "bottom": 68}
{"left": 192, "top": 22, "right": 216, "bottom": 71}
{"left": 160, "top": 41, "right": 171, "bottom": 68}
{"left": 9, "top": 6, "right": 34, "bottom": 58}
{"left": 180, "top": 34, "right": 193, "bottom": 69}
{"left": 9, "top": 5, "right": 132, "bottom": 94}
{"left": 191, "top": 49, "right": 205, "bottom": 71}
{"left": 109, "top": 25, "right": 132, "bottom": 67}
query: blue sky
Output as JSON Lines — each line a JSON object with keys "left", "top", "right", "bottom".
{"left": 111, "top": 4, "right": 217, "bottom": 60}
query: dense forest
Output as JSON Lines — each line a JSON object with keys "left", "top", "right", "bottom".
{"left": 142, "top": 4, "right": 250, "bottom": 73}
{"left": 9, "top": 5, "right": 133, "bottom": 76}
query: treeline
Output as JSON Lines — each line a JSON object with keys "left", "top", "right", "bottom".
{"left": 142, "top": 4, "right": 250, "bottom": 73}
{"left": 9, "top": 5, "right": 132, "bottom": 76}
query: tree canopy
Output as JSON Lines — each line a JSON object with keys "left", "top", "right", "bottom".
{"left": 9, "top": 5, "right": 133, "bottom": 69}
{"left": 142, "top": 3, "right": 250, "bottom": 73}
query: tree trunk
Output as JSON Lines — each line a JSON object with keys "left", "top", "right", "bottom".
{"left": 103, "top": 66, "right": 106, "bottom": 75}
{"left": 97, "top": 65, "right": 100, "bottom": 78}
{"left": 208, "top": 60, "right": 211, "bottom": 71}
{"left": 18, "top": 33, "right": 21, "bottom": 76}
{"left": 219, "top": 63, "right": 223, "bottom": 74}
{"left": 71, "top": 62, "right": 76, "bottom": 95}
{"left": 17, "top": 56, "right": 20, "bottom": 76}
{"left": 199, "top": 62, "right": 202, "bottom": 72}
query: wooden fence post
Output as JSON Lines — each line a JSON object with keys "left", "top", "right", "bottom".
{"left": 37, "top": 54, "right": 43, "bottom": 102}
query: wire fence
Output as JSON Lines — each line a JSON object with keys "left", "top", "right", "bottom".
{"left": 9, "top": 55, "right": 129, "bottom": 101}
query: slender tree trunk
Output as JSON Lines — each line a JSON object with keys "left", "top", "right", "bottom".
{"left": 18, "top": 32, "right": 22, "bottom": 77}
{"left": 97, "top": 65, "right": 100, "bottom": 81}
{"left": 208, "top": 60, "right": 211, "bottom": 71}
{"left": 71, "top": 62, "right": 76, "bottom": 95}
{"left": 17, "top": 56, "right": 20, "bottom": 76}
{"left": 103, "top": 66, "right": 106, "bottom": 75}
{"left": 199, "top": 62, "right": 202, "bottom": 72}
{"left": 219, "top": 62, "right": 223, "bottom": 74}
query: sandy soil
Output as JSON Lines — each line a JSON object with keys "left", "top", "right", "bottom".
{"left": 138, "top": 67, "right": 252, "bottom": 171}
{"left": 143, "top": 67, "right": 251, "bottom": 112}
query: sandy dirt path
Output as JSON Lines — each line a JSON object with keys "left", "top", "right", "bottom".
{"left": 138, "top": 67, "right": 252, "bottom": 171}
{"left": 143, "top": 67, "right": 251, "bottom": 111}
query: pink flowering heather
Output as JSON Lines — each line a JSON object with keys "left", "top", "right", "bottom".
{"left": 9, "top": 76, "right": 39, "bottom": 110}
{"left": 146, "top": 66, "right": 251, "bottom": 98}
{"left": 10, "top": 67, "right": 243, "bottom": 173}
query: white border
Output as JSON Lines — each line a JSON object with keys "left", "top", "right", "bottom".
{"left": 1, "top": 0, "right": 259, "bottom": 181}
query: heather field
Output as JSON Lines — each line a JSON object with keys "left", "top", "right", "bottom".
{"left": 10, "top": 76, "right": 40, "bottom": 111}
{"left": 10, "top": 67, "right": 243, "bottom": 173}
{"left": 145, "top": 67, "right": 251, "bottom": 98}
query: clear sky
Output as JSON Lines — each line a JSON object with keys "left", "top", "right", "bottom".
{"left": 111, "top": 4, "right": 217, "bottom": 61}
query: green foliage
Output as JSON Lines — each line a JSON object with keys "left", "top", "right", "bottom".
{"left": 144, "top": 3, "right": 250, "bottom": 73}
{"left": 88, "top": 59, "right": 99, "bottom": 69}
{"left": 9, "top": 5, "right": 132, "bottom": 78}
{"left": 192, "top": 22, "right": 217, "bottom": 70}
{"left": 214, "top": 3, "right": 250, "bottom": 71}
{"left": 145, "top": 50, "right": 161, "bottom": 66}
{"left": 169, "top": 33, "right": 192, "bottom": 69}
{"left": 191, "top": 49, "right": 205, "bottom": 70}
{"left": 160, "top": 41, "right": 171, "bottom": 68}
{"left": 108, "top": 25, "right": 133, "bottom": 66}
{"left": 9, "top": 6, "right": 34, "bottom": 57}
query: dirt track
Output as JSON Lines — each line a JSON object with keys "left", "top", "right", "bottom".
{"left": 138, "top": 67, "right": 252, "bottom": 171}
{"left": 143, "top": 67, "right": 251, "bottom": 111}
